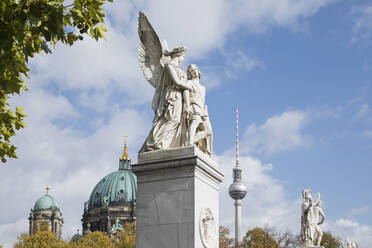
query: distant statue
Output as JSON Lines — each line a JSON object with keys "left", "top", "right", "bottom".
{"left": 103, "top": 196, "right": 109, "bottom": 207}
{"left": 301, "top": 189, "right": 325, "bottom": 247}
{"left": 110, "top": 218, "right": 123, "bottom": 240}
{"left": 344, "top": 239, "right": 358, "bottom": 248}
{"left": 344, "top": 239, "right": 352, "bottom": 248}
{"left": 137, "top": 12, "right": 213, "bottom": 156}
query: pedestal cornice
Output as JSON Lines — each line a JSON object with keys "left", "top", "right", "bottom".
{"left": 132, "top": 146, "right": 224, "bottom": 184}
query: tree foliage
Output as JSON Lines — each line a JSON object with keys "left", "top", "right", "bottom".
{"left": 9, "top": 227, "right": 349, "bottom": 248}
{"left": 12, "top": 228, "right": 138, "bottom": 248}
{"left": 241, "top": 226, "right": 298, "bottom": 248}
{"left": 0, "top": 0, "right": 112, "bottom": 163}
{"left": 219, "top": 225, "right": 234, "bottom": 248}
{"left": 14, "top": 231, "right": 66, "bottom": 248}
{"left": 69, "top": 231, "right": 113, "bottom": 248}
{"left": 113, "top": 222, "right": 136, "bottom": 248}
{"left": 241, "top": 227, "right": 278, "bottom": 248}
{"left": 320, "top": 232, "right": 342, "bottom": 248}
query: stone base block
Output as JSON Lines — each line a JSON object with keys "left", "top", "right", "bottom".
{"left": 132, "top": 146, "right": 224, "bottom": 248}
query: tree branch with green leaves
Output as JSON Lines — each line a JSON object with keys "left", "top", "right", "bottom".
{"left": 0, "top": 0, "right": 113, "bottom": 162}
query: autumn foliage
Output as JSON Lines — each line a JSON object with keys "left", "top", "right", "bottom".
{"left": 12, "top": 224, "right": 341, "bottom": 248}
{"left": 14, "top": 231, "right": 66, "bottom": 248}
{"left": 13, "top": 222, "right": 136, "bottom": 248}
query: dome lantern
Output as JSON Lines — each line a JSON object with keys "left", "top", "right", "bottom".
{"left": 119, "top": 136, "right": 131, "bottom": 170}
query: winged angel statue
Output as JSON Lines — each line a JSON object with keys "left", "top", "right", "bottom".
{"left": 138, "top": 12, "right": 212, "bottom": 155}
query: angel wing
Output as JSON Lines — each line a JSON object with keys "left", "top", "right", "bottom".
{"left": 138, "top": 12, "right": 169, "bottom": 87}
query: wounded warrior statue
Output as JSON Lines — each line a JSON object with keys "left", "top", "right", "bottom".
{"left": 301, "top": 189, "right": 326, "bottom": 247}
{"left": 138, "top": 12, "right": 213, "bottom": 156}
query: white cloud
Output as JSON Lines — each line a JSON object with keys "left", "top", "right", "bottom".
{"left": 228, "top": 0, "right": 336, "bottom": 33}
{"left": 328, "top": 218, "right": 372, "bottom": 248}
{"left": 224, "top": 50, "right": 261, "bottom": 78}
{"left": 354, "top": 104, "right": 370, "bottom": 121}
{"left": 199, "top": 68, "right": 222, "bottom": 89}
{"left": 0, "top": 218, "right": 28, "bottom": 248}
{"left": 347, "top": 206, "right": 370, "bottom": 217}
{"left": 361, "top": 130, "right": 372, "bottom": 138}
{"left": 29, "top": 22, "right": 153, "bottom": 105}
{"left": 243, "top": 110, "right": 309, "bottom": 155}
{"left": 352, "top": 4, "right": 372, "bottom": 46}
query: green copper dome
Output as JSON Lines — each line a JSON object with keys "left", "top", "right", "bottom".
{"left": 87, "top": 169, "right": 137, "bottom": 210}
{"left": 71, "top": 233, "right": 82, "bottom": 242}
{"left": 34, "top": 194, "right": 60, "bottom": 211}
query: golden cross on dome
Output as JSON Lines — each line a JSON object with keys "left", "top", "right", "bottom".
{"left": 121, "top": 136, "right": 130, "bottom": 160}
{"left": 46, "top": 186, "right": 50, "bottom": 194}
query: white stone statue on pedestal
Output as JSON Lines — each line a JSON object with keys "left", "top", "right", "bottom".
{"left": 134, "top": 12, "right": 223, "bottom": 248}
{"left": 344, "top": 239, "right": 358, "bottom": 248}
{"left": 301, "top": 189, "right": 326, "bottom": 247}
{"left": 138, "top": 12, "right": 212, "bottom": 156}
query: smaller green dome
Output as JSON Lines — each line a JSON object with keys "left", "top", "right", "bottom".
{"left": 34, "top": 194, "right": 60, "bottom": 211}
{"left": 71, "top": 233, "right": 82, "bottom": 242}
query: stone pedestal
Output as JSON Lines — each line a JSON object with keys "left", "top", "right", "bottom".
{"left": 132, "top": 146, "right": 224, "bottom": 248}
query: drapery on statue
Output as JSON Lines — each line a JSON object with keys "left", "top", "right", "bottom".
{"left": 301, "top": 189, "right": 326, "bottom": 247}
{"left": 138, "top": 12, "right": 213, "bottom": 155}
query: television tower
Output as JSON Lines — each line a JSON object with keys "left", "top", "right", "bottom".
{"left": 229, "top": 106, "right": 247, "bottom": 246}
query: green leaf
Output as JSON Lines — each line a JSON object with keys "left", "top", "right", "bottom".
{"left": 96, "top": 25, "right": 107, "bottom": 40}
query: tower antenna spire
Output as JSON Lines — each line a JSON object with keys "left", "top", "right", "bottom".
{"left": 236, "top": 106, "right": 239, "bottom": 168}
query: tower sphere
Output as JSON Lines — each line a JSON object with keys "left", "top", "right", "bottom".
{"left": 229, "top": 181, "right": 247, "bottom": 200}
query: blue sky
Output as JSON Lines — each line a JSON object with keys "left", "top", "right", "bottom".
{"left": 1, "top": 0, "right": 372, "bottom": 247}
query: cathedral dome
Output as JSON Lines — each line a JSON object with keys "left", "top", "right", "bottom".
{"left": 87, "top": 169, "right": 137, "bottom": 210}
{"left": 34, "top": 193, "right": 60, "bottom": 211}
{"left": 71, "top": 231, "right": 82, "bottom": 242}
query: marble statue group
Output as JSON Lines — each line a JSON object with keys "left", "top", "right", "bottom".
{"left": 301, "top": 189, "right": 326, "bottom": 247}
{"left": 138, "top": 12, "right": 212, "bottom": 156}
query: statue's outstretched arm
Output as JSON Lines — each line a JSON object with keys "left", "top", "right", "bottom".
{"left": 314, "top": 192, "right": 321, "bottom": 205}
